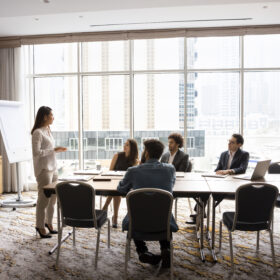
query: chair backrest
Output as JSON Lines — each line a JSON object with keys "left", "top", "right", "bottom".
{"left": 126, "top": 188, "right": 173, "bottom": 239}
{"left": 268, "top": 162, "right": 280, "bottom": 174}
{"left": 55, "top": 181, "right": 97, "bottom": 228}
{"left": 233, "top": 183, "right": 279, "bottom": 230}
{"left": 186, "top": 161, "right": 192, "bottom": 173}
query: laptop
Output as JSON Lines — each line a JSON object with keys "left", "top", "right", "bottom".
{"left": 233, "top": 159, "right": 271, "bottom": 180}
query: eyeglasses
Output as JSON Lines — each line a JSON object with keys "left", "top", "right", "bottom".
{"left": 228, "top": 140, "right": 236, "bottom": 145}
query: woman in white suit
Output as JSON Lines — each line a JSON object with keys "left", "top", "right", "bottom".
{"left": 31, "top": 106, "right": 67, "bottom": 238}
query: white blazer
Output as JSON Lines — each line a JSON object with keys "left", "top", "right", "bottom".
{"left": 32, "top": 127, "right": 57, "bottom": 177}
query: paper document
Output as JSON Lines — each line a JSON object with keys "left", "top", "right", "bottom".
{"left": 74, "top": 169, "right": 102, "bottom": 175}
{"left": 201, "top": 173, "right": 228, "bottom": 178}
{"left": 59, "top": 174, "right": 94, "bottom": 182}
{"left": 101, "top": 171, "right": 126, "bottom": 176}
{"left": 176, "top": 172, "right": 185, "bottom": 178}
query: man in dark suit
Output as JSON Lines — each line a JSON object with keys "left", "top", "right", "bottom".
{"left": 186, "top": 133, "right": 249, "bottom": 224}
{"left": 160, "top": 133, "right": 189, "bottom": 172}
{"left": 215, "top": 133, "right": 249, "bottom": 175}
{"left": 117, "top": 139, "right": 178, "bottom": 268}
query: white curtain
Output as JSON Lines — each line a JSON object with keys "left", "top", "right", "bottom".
{"left": 0, "top": 47, "right": 31, "bottom": 192}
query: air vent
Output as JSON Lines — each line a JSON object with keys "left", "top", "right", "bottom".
{"left": 90, "top": 18, "right": 252, "bottom": 28}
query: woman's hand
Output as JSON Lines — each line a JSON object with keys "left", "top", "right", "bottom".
{"left": 54, "top": 146, "right": 67, "bottom": 153}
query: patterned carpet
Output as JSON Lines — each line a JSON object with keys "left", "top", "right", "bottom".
{"left": 0, "top": 191, "right": 279, "bottom": 280}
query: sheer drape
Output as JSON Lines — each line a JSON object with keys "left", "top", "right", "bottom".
{"left": 0, "top": 47, "right": 31, "bottom": 192}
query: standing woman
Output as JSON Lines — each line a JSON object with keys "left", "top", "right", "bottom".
{"left": 102, "top": 139, "right": 139, "bottom": 228}
{"left": 31, "top": 106, "right": 67, "bottom": 238}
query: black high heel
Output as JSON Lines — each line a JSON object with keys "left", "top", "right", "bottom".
{"left": 35, "top": 227, "right": 52, "bottom": 238}
{"left": 45, "top": 223, "right": 58, "bottom": 234}
{"left": 112, "top": 216, "right": 118, "bottom": 229}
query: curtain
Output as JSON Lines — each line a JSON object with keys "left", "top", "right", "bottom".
{"left": 0, "top": 47, "right": 31, "bottom": 192}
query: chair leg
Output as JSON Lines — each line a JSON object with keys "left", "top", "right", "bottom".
{"left": 271, "top": 214, "right": 274, "bottom": 234}
{"left": 170, "top": 240, "right": 174, "bottom": 280}
{"left": 107, "top": 218, "right": 111, "bottom": 248}
{"left": 124, "top": 238, "right": 129, "bottom": 280}
{"left": 128, "top": 239, "right": 131, "bottom": 260}
{"left": 188, "top": 198, "right": 193, "bottom": 215}
{"left": 95, "top": 229, "right": 101, "bottom": 269}
{"left": 175, "top": 198, "right": 178, "bottom": 222}
{"left": 256, "top": 231, "right": 260, "bottom": 252}
{"left": 56, "top": 202, "right": 62, "bottom": 269}
{"left": 228, "top": 231, "right": 234, "bottom": 271}
{"left": 269, "top": 230, "right": 276, "bottom": 270}
{"left": 219, "top": 221, "right": 222, "bottom": 251}
{"left": 73, "top": 227, "right": 76, "bottom": 246}
{"left": 56, "top": 226, "right": 63, "bottom": 268}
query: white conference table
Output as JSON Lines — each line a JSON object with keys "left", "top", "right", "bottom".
{"left": 43, "top": 173, "right": 280, "bottom": 262}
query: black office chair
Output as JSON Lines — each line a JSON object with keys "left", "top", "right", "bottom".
{"left": 174, "top": 161, "right": 192, "bottom": 221}
{"left": 124, "top": 188, "right": 174, "bottom": 280}
{"left": 55, "top": 181, "right": 110, "bottom": 269}
{"left": 268, "top": 162, "right": 280, "bottom": 208}
{"left": 219, "top": 183, "right": 278, "bottom": 271}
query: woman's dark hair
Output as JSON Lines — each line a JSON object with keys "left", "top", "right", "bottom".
{"left": 31, "top": 106, "right": 52, "bottom": 134}
{"left": 168, "top": 133, "right": 184, "bottom": 148}
{"left": 143, "top": 139, "right": 164, "bottom": 160}
{"left": 126, "top": 139, "right": 139, "bottom": 165}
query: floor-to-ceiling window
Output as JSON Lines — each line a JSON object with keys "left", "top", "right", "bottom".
{"left": 25, "top": 33, "right": 280, "bottom": 175}
{"left": 243, "top": 35, "right": 280, "bottom": 167}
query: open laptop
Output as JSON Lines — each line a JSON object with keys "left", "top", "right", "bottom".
{"left": 233, "top": 159, "right": 271, "bottom": 180}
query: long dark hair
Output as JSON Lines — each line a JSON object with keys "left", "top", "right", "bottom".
{"left": 126, "top": 139, "right": 139, "bottom": 165}
{"left": 31, "top": 106, "right": 52, "bottom": 134}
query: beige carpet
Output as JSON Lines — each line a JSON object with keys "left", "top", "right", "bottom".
{"left": 0, "top": 191, "right": 279, "bottom": 280}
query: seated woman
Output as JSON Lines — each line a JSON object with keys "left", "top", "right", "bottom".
{"left": 102, "top": 139, "right": 139, "bottom": 228}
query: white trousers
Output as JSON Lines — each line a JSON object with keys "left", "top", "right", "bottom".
{"left": 35, "top": 170, "right": 58, "bottom": 228}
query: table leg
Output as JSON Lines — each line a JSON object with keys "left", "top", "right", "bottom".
{"left": 206, "top": 196, "right": 211, "bottom": 241}
{"left": 196, "top": 197, "right": 205, "bottom": 262}
{"left": 211, "top": 196, "right": 217, "bottom": 262}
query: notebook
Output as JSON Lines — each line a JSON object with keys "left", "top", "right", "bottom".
{"left": 233, "top": 159, "right": 271, "bottom": 180}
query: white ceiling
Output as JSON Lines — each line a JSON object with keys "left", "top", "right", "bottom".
{"left": 0, "top": 0, "right": 280, "bottom": 36}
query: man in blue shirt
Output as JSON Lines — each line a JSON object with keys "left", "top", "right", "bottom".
{"left": 117, "top": 139, "right": 178, "bottom": 268}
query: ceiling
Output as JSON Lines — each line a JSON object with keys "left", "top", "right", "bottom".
{"left": 0, "top": 0, "right": 280, "bottom": 37}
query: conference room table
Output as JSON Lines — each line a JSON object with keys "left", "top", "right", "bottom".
{"left": 43, "top": 172, "right": 280, "bottom": 263}
{"left": 43, "top": 172, "right": 210, "bottom": 261}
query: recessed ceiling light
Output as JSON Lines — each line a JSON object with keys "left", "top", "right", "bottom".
{"left": 34, "top": 18, "right": 39, "bottom": 21}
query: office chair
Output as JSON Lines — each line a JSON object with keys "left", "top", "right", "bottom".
{"left": 219, "top": 183, "right": 278, "bottom": 271}
{"left": 55, "top": 181, "right": 110, "bottom": 269}
{"left": 124, "top": 188, "right": 174, "bottom": 280}
{"left": 174, "top": 161, "right": 193, "bottom": 221}
{"left": 268, "top": 162, "right": 280, "bottom": 208}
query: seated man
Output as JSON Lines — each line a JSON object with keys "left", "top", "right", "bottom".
{"left": 117, "top": 139, "right": 178, "bottom": 268}
{"left": 186, "top": 133, "right": 249, "bottom": 224}
{"left": 215, "top": 133, "right": 249, "bottom": 175}
{"left": 160, "top": 133, "right": 189, "bottom": 172}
